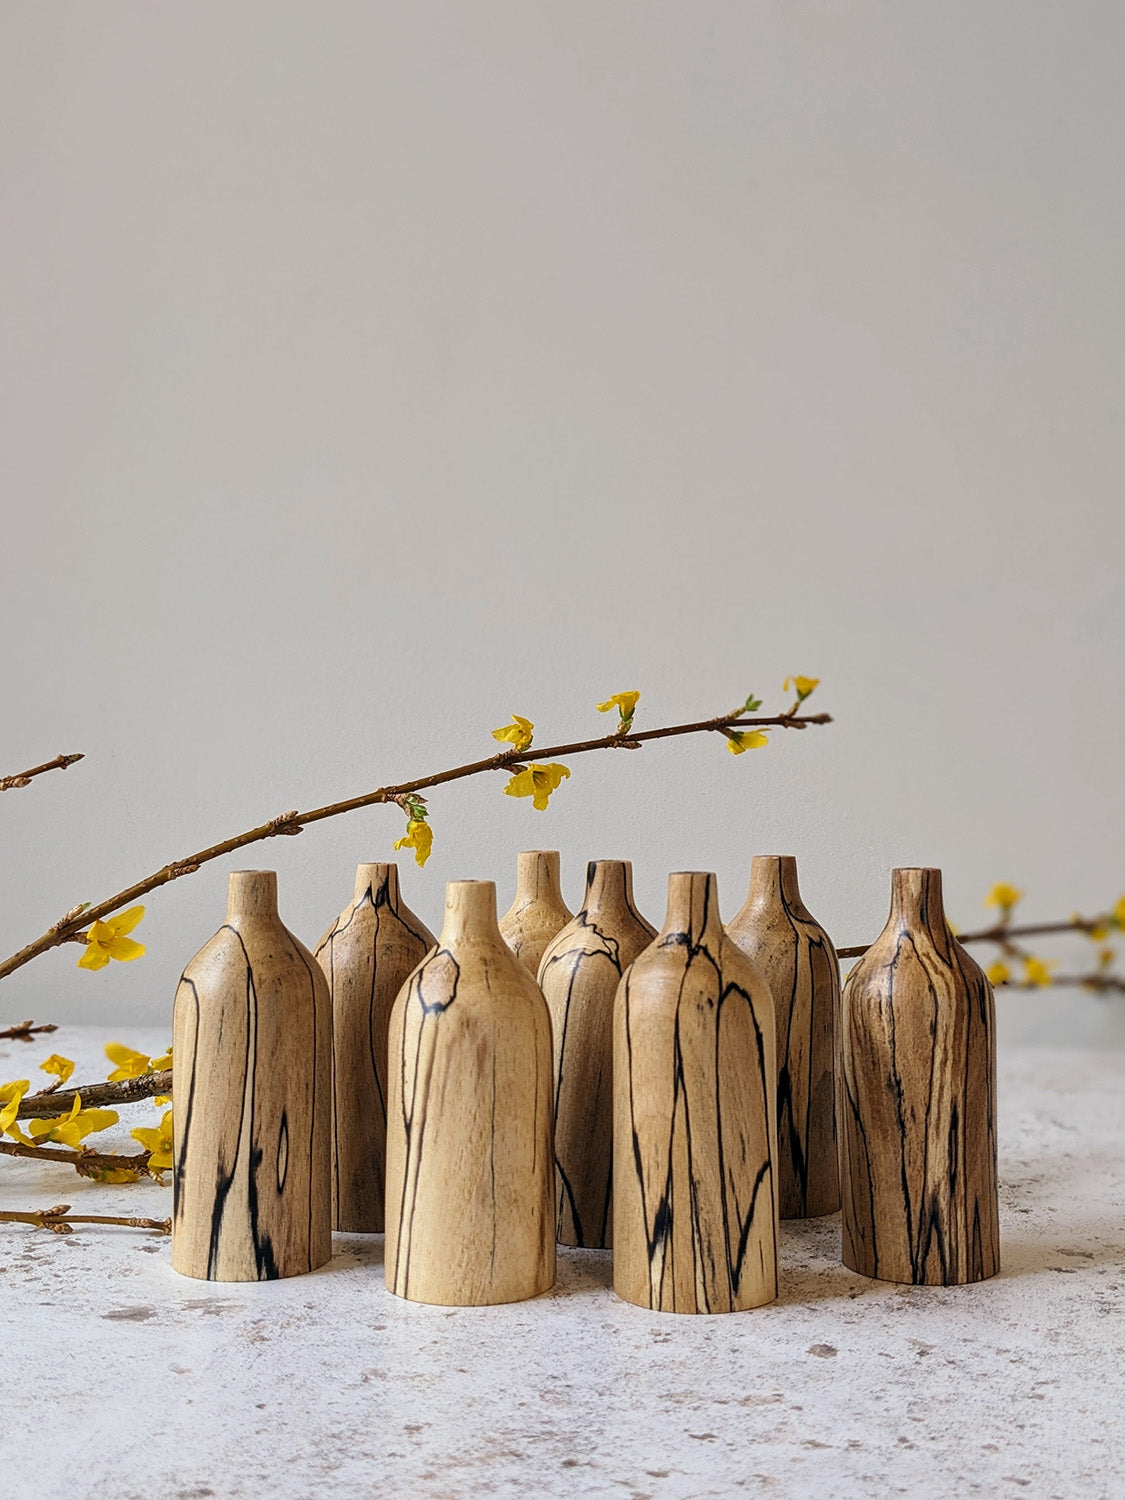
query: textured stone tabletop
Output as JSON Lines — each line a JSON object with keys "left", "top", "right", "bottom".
{"left": 1, "top": 1027, "right": 1122, "bottom": 1499}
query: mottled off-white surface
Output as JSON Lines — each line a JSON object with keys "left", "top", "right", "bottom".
{"left": 1, "top": 1028, "right": 1123, "bottom": 1500}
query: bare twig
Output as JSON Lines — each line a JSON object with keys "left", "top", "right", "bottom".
{"left": 14, "top": 1070, "right": 172, "bottom": 1119}
{"left": 0, "top": 753, "right": 84, "bottom": 792}
{"left": 0, "top": 1020, "right": 58, "bottom": 1043}
{"left": 0, "top": 709, "right": 831, "bottom": 982}
{"left": 0, "top": 1204, "right": 169, "bottom": 1234}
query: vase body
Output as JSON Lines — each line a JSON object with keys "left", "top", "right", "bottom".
{"left": 314, "top": 863, "right": 435, "bottom": 1233}
{"left": 385, "top": 880, "right": 556, "bottom": 1305}
{"left": 538, "top": 860, "right": 655, "bottom": 1248}
{"left": 499, "top": 850, "right": 573, "bottom": 975}
{"left": 726, "top": 855, "right": 840, "bottom": 1220}
{"left": 839, "top": 867, "right": 1000, "bottom": 1285}
{"left": 172, "top": 871, "right": 332, "bottom": 1281}
{"left": 613, "top": 872, "right": 779, "bottom": 1314}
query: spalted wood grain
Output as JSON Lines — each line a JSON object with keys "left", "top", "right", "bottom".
{"left": 172, "top": 871, "right": 332, "bottom": 1281}
{"left": 385, "top": 880, "right": 556, "bottom": 1306}
{"left": 613, "top": 871, "right": 779, "bottom": 1314}
{"left": 499, "top": 850, "right": 573, "bottom": 976}
{"left": 726, "top": 855, "right": 840, "bottom": 1220}
{"left": 839, "top": 867, "right": 1000, "bottom": 1286}
{"left": 538, "top": 860, "right": 655, "bottom": 1248}
{"left": 314, "top": 863, "right": 435, "bottom": 1233}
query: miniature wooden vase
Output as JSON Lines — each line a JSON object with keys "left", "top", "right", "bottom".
{"left": 613, "top": 872, "right": 779, "bottom": 1314}
{"left": 314, "top": 863, "right": 435, "bottom": 1234}
{"left": 838, "top": 867, "right": 1000, "bottom": 1286}
{"left": 172, "top": 871, "right": 332, "bottom": 1281}
{"left": 385, "top": 880, "right": 556, "bottom": 1306}
{"left": 538, "top": 860, "right": 656, "bottom": 1249}
{"left": 726, "top": 855, "right": 840, "bottom": 1220}
{"left": 499, "top": 850, "right": 573, "bottom": 975}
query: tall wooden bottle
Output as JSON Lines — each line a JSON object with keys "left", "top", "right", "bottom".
{"left": 839, "top": 867, "right": 1000, "bottom": 1285}
{"left": 172, "top": 870, "right": 332, "bottom": 1281}
{"left": 538, "top": 859, "right": 655, "bottom": 1248}
{"left": 726, "top": 855, "right": 840, "bottom": 1220}
{"left": 385, "top": 880, "right": 556, "bottom": 1306}
{"left": 499, "top": 850, "right": 573, "bottom": 975}
{"left": 613, "top": 871, "right": 779, "bottom": 1314}
{"left": 314, "top": 863, "right": 435, "bottom": 1234}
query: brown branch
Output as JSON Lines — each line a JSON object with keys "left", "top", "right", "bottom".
{"left": 995, "top": 972, "right": 1125, "bottom": 995}
{"left": 14, "top": 1070, "right": 172, "bottom": 1119}
{"left": 837, "top": 915, "right": 1113, "bottom": 960}
{"left": 0, "top": 1020, "right": 58, "bottom": 1043}
{"left": 0, "top": 753, "right": 84, "bottom": 792}
{"left": 0, "top": 708, "right": 831, "bottom": 982}
{"left": 0, "top": 1205, "right": 169, "bottom": 1235}
{"left": 0, "top": 1139, "right": 153, "bottom": 1175}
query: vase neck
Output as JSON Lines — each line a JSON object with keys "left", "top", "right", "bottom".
{"left": 353, "top": 862, "right": 399, "bottom": 907}
{"left": 886, "top": 867, "right": 946, "bottom": 934}
{"left": 439, "top": 880, "right": 503, "bottom": 945}
{"left": 581, "top": 859, "right": 635, "bottom": 916}
{"left": 512, "top": 850, "right": 565, "bottom": 909}
{"left": 659, "top": 872, "right": 723, "bottom": 946}
{"left": 227, "top": 870, "right": 279, "bottom": 922}
{"left": 746, "top": 854, "right": 804, "bottom": 913}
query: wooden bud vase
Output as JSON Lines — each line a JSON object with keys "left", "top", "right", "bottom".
{"left": 538, "top": 859, "right": 655, "bottom": 1248}
{"left": 385, "top": 880, "right": 556, "bottom": 1306}
{"left": 726, "top": 855, "right": 840, "bottom": 1220}
{"left": 613, "top": 872, "right": 779, "bottom": 1314}
{"left": 172, "top": 871, "right": 332, "bottom": 1281}
{"left": 314, "top": 863, "right": 435, "bottom": 1233}
{"left": 839, "top": 867, "right": 1000, "bottom": 1285}
{"left": 499, "top": 850, "right": 573, "bottom": 975}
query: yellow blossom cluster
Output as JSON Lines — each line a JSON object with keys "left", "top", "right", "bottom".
{"left": 77, "top": 906, "right": 146, "bottom": 971}
{"left": 1, "top": 1043, "right": 173, "bottom": 1182}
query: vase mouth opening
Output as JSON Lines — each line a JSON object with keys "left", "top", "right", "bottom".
{"left": 892, "top": 866, "right": 941, "bottom": 876}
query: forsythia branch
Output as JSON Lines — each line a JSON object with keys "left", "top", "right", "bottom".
{"left": 0, "top": 1139, "right": 153, "bottom": 1175}
{"left": 0, "top": 753, "right": 84, "bottom": 792}
{"left": 0, "top": 709, "right": 831, "bottom": 982}
{"left": 0, "top": 1205, "right": 169, "bottom": 1235}
{"left": 12, "top": 1070, "right": 172, "bottom": 1119}
{"left": 0, "top": 1020, "right": 58, "bottom": 1043}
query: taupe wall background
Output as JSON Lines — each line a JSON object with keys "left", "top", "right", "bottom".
{"left": 2, "top": 4, "right": 1122, "bottom": 1044}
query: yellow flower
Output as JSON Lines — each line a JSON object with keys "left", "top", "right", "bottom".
{"left": 40, "top": 1054, "right": 75, "bottom": 1085}
{"left": 105, "top": 1042, "right": 152, "bottom": 1081}
{"left": 986, "top": 961, "right": 1010, "bottom": 985}
{"left": 87, "top": 1166, "right": 142, "bottom": 1184}
{"left": 504, "top": 762, "right": 571, "bottom": 811}
{"left": 394, "top": 818, "right": 433, "bottom": 867}
{"left": 151, "top": 1048, "right": 173, "bottom": 1072}
{"left": 985, "top": 883, "right": 1023, "bottom": 913}
{"left": 1022, "top": 955, "right": 1056, "bottom": 988}
{"left": 77, "top": 905, "right": 146, "bottom": 971}
{"left": 491, "top": 714, "right": 535, "bottom": 753}
{"left": 1097, "top": 946, "right": 1115, "bottom": 971}
{"left": 29, "top": 1095, "right": 119, "bottom": 1148}
{"left": 1114, "top": 896, "right": 1125, "bottom": 928}
{"left": 727, "top": 730, "right": 769, "bottom": 754}
{"left": 132, "top": 1108, "right": 174, "bottom": 1173}
{"left": 597, "top": 691, "right": 640, "bottom": 730}
{"left": 784, "top": 676, "right": 819, "bottom": 703}
{"left": 0, "top": 1080, "right": 30, "bottom": 1135}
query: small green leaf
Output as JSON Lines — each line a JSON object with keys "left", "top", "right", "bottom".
{"left": 743, "top": 694, "right": 763, "bottom": 713}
